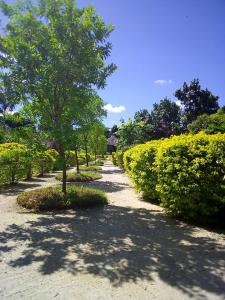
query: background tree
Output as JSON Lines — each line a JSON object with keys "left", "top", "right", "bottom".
{"left": 175, "top": 78, "right": 219, "bottom": 127}
{"left": 117, "top": 119, "right": 149, "bottom": 149}
{"left": 188, "top": 109, "right": 225, "bottom": 134}
{"left": 77, "top": 94, "right": 106, "bottom": 166}
{"left": 89, "top": 122, "right": 107, "bottom": 161}
{"left": 150, "top": 98, "right": 181, "bottom": 139}
{"left": 0, "top": 0, "right": 116, "bottom": 193}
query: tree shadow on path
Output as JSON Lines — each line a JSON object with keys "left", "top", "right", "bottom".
{"left": 0, "top": 205, "right": 225, "bottom": 299}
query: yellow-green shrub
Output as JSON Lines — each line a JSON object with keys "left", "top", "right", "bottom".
{"left": 156, "top": 132, "right": 225, "bottom": 220}
{"left": 124, "top": 140, "right": 161, "bottom": 199}
{"left": 111, "top": 151, "right": 124, "bottom": 169}
{"left": 0, "top": 143, "right": 30, "bottom": 184}
{"left": 123, "top": 132, "right": 225, "bottom": 221}
{"left": 35, "top": 150, "right": 56, "bottom": 176}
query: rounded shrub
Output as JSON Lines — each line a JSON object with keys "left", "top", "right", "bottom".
{"left": 55, "top": 171, "right": 102, "bottom": 182}
{"left": 156, "top": 132, "right": 225, "bottom": 220}
{"left": 0, "top": 143, "right": 31, "bottom": 184}
{"left": 17, "top": 185, "right": 108, "bottom": 210}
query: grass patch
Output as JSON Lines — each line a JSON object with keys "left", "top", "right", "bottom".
{"left": 55, "top": 171, "right": 102, "bottom": 182}
{"left": 89, "top": 159, "right": 104, "bottom": 166}
{"left": 17, "top": 184, "right": 108, "bottom": 210}
{"left": 80, "top": 165, "right": 102, "bottom": 171}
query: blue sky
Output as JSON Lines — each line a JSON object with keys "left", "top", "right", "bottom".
{"left": 1, "top": 0, "right": 225, "bottom": 127}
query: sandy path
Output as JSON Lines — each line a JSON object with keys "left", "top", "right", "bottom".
{"left": 0, "top": 161, "right": 225, "bottom": 300}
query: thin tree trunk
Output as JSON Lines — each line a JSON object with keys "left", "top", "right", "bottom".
{"left": 94, "top": 149, "right": 97, "bottom": 164}
{"left": 85, "top": 144, "right": 89, "bottom": 167}
{"left": 26, "top": 164, "right": 32, "bottom": 180}
{"left": 75, "top": 148, "right": 80, "bottom": 174}
{"left": 59, "top": 145, "right": 67, "bottom": 194}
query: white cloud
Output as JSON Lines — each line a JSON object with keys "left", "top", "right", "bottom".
{"left": 154, "top": 79, "right": 172, "bottom": 85}
{"left": 104, "top": 103, "right": 126, "bottom": 113}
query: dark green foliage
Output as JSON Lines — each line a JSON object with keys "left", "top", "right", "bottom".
{"left": 17, "top": 185, "right": 108, "bottom": 210}
{"left": 151, "top": 98, "right": 181, "bottom": 138}
{"left": 188, "top": 109, "right": 225, "bottom": 134}
{"left": 175, "top": 78, "right": 219, "bottom": 126}
{"left": 55, "top": 171, "right": 102, "bottom": 182}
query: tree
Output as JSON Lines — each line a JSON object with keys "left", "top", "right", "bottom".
{"left": 77, "top": 94, "right": 106, "bottom": 167}
{"left": 188, "top": 109, "right": 225, "bottom": 134}
{"left": 175, "top": 79, "right": 219, "bottom": 126}
{"left": 89, "top": 122, "right": 107, "bottom": 161}
{"left": 134, "top": 109, "right": 151, "bottom": 124}
{"left": 117, "top": 119, "right": 149, "bottom": 149}
{"left": 151, "top": 98, "right": 181, "bottom": 139}
{"left": 0, "top": 0, "right": 116, "bottom": 193}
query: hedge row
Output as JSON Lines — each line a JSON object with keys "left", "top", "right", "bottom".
{"left": 0, "top": 143, "right": 95, "bottom": 185}
{"left": 111, "top": 151, "right": 124, "bottom": 169}
{"left": 121, "top": 132, "right": 225, "bottom": 221}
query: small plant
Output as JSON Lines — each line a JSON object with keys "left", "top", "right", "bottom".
{"left": 55, "top": 171, "right": 102, "bottom": 182}
{"left": 80, "top": 165, "right": 102, "bottom": 171}
{"left": 17, "top": 185, "right": 108, "bottom": 210}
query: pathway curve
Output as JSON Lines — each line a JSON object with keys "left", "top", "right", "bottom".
{"left": 0, "top": 161, "right": 225, "bottom": 300}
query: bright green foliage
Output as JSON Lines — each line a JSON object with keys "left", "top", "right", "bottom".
{"left": 17, "top": 185, "right": 108, "bottom": 210}
{"left": 188, "top": 109, "right": 225, "bottom": 134}
{"left": 111, "top": 151, "right": 124, "bottom": 169}
{"left": 0, "top": 0, "right": 116, "bottom": 194}
{"left": 123, "top": 132, "right": 225, "bottom": 221}
{"left": 0, "top": 143, "right": 31, "bottom": 184}
{"left": 156, "top": 133, "right": 225, "bottom": 220}
{"left": 35, "top": 150, "right": 56, "bottom": 176}
{"left": 55, "top": 171, "right": 102, "bottom": 182}
{"left": 80, "top": 165, "right": 102, "bottom": 171}
{"left": 123, "top": 140, "right": 161, "bottom": 199}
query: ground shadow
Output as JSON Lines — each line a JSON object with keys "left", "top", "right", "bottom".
{"left": 87, "top": 180, "right": 131, "bottom": 193}
{"left": 0, "top": 205, "right": 224, "bottom": 299}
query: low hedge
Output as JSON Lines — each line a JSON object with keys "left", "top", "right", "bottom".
{"left": 123, "top": 132, "right": 225, "bottom": 222}
{"left": 55, "top": 171, "right": 102, "bottom": 182}
{"left": 111, "top": 151, "right": 124, "bottom": 169}
{"left": 17, "top": 185, "right": 108, "bottom": 210}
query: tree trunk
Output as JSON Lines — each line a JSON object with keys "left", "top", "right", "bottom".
{"left": 85, "top": 144, "right": 89, "bottom": 167}
{"left": 26, "top": 164, "right": 32, "bottom": 180}
{"left": 94, "top": 149, "right": 97, "bottom": 164}
{"left": 59, "top": 145, "right": 67, "bottom": 194}
{"left": 75, "top": 148, "right": 80, "bottom": 174}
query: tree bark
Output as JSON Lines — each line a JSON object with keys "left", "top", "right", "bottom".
{"left": 26, "top": 164, "right": 32, "bottom": 180}
{"left": 75, "top": 148, "right": 80, "bottom": 174}
{"left": 94, "top": 149, "right": 97, "bottom": 164}
{"left": 59, "top": 145, "right": 67, "bottom": 194}
{"left": 85, "top": 144, "right": 89, "bottom": 167}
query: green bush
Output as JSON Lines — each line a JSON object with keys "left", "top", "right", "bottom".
{"left": 80, "top": 165, "right": 102, "bottom": 171}
{"left": 123, "top": 132, "right": 225, "bottom": 222}
{"left": 0, "top": 143, "right": 31, "bottom": 184}
{"left": 17, "top": 185, "right": 108, "bottom": 210}
{"left": 111, "top": 151, "right": 124, "bottom": 168}
{"left": 111, "top": 152, "right": 117, "bottom": 165}
{"left": 124, "top": 140, "right": 161, "bottom": 199}
{"left": 55, "top": 171, "right": 102, "bottom": 182}
{"left": 35, "top": 150, "right": 56, "bottom": 176}
{"left": 156, "top": 133, "right": 225, "bottom": 220}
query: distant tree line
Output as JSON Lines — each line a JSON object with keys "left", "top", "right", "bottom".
{"left": 112, "top": 78, "right": 224, "bottom": 149}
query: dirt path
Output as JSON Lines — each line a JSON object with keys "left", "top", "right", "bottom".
{"left": 0, "top": 161, "right": 225, "bottom": 300}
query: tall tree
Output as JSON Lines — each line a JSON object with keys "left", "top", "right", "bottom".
{"left": 0, "top": 0, "right": 116, "bottom": 193}
{"left": 134, "top": 109, "right": 151, "bottom": 124}
{"left": 175, "top": 78, "right": 219, "bottom": 126}
{"left": 151, "top": 98, "right": 181, "bottom": 139}
{"left": 77, "top": 94, "right": 106, "bottom": 167}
